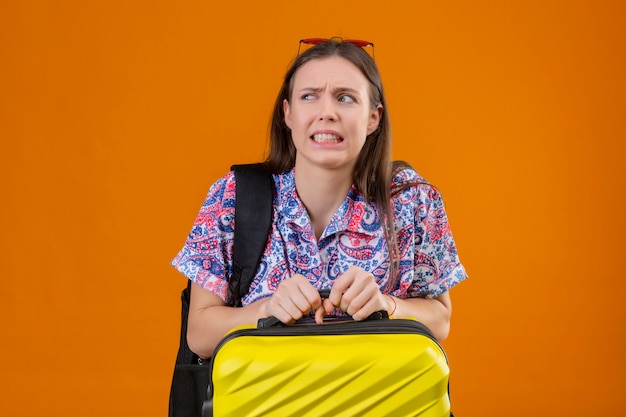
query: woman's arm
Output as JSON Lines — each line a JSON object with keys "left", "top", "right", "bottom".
{"left": 325, "top": 266, "right": 452, "bottom": 342}
{"left": 389, "top": 292, "right": 451, "bottom": 341}
{"left": 187, "top": 282, "right": 267, "bottom": 359}
{"left": 187, "top": 275, "right": 325, "bottom": 358}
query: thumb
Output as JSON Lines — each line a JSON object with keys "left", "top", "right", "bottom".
{"left": 315, "top": 299, "right": 335, "bottom": 324}
{"left": 323, "top": 298, "right": 335, "bottom": 315}
{"left": 314, "top": 305, "right": 326, "bottom": 324}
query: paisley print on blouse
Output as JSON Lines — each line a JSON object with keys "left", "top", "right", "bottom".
{"left": 172, "top": 167, "right": 467, "bottom": 305}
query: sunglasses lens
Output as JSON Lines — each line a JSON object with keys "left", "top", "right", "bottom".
{"left": 301, "top": 38, "right": 329, "bottom": 45}
{"left": 298, "top": 38, "right": 375, "bottom": 61}
{"left": 344, "top": 39, "right": 372, "bottom": 47}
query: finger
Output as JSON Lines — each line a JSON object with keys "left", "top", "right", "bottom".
{"left": 285, "top": 274, "right": 322, "bottom": 312}
{"left": 289, "top": 288, "right": 315, "bottom": 314}
{"left": 322, "top": 298, "right": 335, "bottom": 315}
{"left": 314, "top": 305, "right": 326, "bottom": 324}
{"left": 344, "top": 284, "right": 378, "bottom": 317}
{"left": 299, "top": 283, "right": 323, "bottom": 310}
{"left": 351, "top": 296, "right": 381, "bottom": 321}
{"left": 274, "top": 276, "right": 318, "bottom": 318}
{"left": 269, "top": 291, "right": 304, "bottom": 322}
{"left": 282, "top": 296, "right": 308, "bottom": 321}
{"left": 269, "top": 303, "right": 297, "bottom": 324}
{"left": 328, "top": 270, "right": 356, "bottom": 307}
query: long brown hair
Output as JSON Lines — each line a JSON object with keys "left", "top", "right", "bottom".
{"left": 264, "top": 40, "right": 410, "bottom": 284}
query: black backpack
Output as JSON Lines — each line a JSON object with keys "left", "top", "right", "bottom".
{"left": 168, "top": 163, "right": 273, "bottom": 417}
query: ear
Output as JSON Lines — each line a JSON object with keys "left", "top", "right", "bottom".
{"left": 367, "top": 104, "right": 383, "bottom": 135}
{"left": 283, "top": 99, "right": 292, "bottom": 129}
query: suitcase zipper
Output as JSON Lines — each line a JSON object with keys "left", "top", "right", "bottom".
{"left": 207, "top": 319, "right": 447, "bottom": 393}
{"left": 242, "top": 319, "right": 434, "bottom": 338}
{"left": 213, "top": 319, "right": 444, "bottom": 358}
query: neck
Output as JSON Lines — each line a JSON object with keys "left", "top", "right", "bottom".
{"left": 294, "top": 165, "right": 353, "bottom": 240}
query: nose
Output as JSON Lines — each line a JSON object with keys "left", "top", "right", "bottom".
{"left": 318, "top": 96, "right": 337, "bottom": 122}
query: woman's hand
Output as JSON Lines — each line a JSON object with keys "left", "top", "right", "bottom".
{"left": 262, "top": 274, "right": 325, "bottom": 324}
{"left": 322, "top": 266, "right": 392, "bottom": 321}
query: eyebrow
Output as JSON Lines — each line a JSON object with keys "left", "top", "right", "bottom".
{"left": 298, "top": 86, "right": 362, "bottom": 95}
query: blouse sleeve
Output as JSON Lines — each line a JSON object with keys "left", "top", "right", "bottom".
{"left": 171, "top": 171, "right": 237, "bottom": 303}
{"left": 409, "top": 181, "right": 468, "bottom": 298}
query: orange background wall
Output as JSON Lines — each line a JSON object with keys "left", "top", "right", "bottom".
{"left": 1, "top": 1, "right": 624, "bottom": 416}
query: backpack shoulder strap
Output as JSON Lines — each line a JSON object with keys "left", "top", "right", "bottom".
{"left": 229, "top": 163, "right": 274, "bottom": 307}
{"left": 169, "top": 164, "right": 273, "bottom": 415}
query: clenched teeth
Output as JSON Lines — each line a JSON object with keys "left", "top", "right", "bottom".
{"left": 312, "top": 133, "right": 342, "bottom": 143}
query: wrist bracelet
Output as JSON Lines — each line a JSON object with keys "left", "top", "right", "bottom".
{"left": 384, "top": 294, "right": 397, "bottom": 317}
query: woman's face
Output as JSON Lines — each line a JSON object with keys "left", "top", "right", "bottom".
{"left": 283, "top": 56, "right": 382, "bottom": 173}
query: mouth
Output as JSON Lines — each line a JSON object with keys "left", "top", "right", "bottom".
{"left": 311, "top": 133, "right": 343, "bottom": 144}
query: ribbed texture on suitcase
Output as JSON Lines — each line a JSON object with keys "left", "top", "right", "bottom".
{"left": 211, "top": 321, "right": 450, "bottom": 417}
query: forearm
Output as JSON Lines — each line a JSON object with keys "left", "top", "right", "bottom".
{"left": 187, "top": 298, "right": 268, "bottom": 359}
{"left": 388, "top": 293, "right": 452, "bottom": 341}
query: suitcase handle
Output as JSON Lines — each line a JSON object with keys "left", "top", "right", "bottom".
{"left": 257, "top": 290, "right": 389, "bottom": 328}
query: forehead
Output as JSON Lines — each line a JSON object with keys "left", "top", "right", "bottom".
{"left": 292, "top": 56, "right": 369, "bottom": 90}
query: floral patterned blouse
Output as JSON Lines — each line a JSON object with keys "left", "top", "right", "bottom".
{"left": 172, "top": 167, "right": 467, "bottom": 306}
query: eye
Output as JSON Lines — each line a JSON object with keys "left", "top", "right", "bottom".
{"left": 338, "top": 94, "right": 356, "bottom": 103}
{"left": 301, "top": 93, "right": 316, "bottom": 100}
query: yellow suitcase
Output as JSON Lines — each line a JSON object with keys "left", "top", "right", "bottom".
{"left": 205, "top": 314, "right": 452, "bottom": 417}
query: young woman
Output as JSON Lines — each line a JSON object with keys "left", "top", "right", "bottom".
{"left": 172, "top": 39, "right": 467, "bottom": 359}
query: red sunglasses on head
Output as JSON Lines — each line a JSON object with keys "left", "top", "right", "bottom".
{"left": 298, "top": 37, "right": 375, "bottom": 60}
